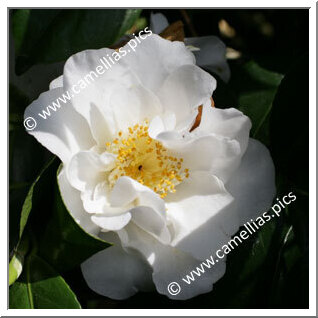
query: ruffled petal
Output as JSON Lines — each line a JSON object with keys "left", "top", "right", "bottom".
{"left": 91, "top": 213, "right": 132, "bottom": 231}
{"left": 67, "top": 150, "right": 115, "bottom": 192}
{"left": 24, "top": 88, "right": 95, "bottom": 164}
{"left": 110, "top": 176, "right": 165, "bottom": 215}
{"left": 57, "top": 167, "right": 99, "bottom": 236}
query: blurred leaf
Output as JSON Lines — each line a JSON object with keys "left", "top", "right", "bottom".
{"left": 270, "top": 54, "right": 309, "bottom": 192}
{"left": 9, "top": 84, "right": 30, "bottom": 131}
{"left": 9, "top": 254, "right": 81, "bottom": 309}
{"left": 12, "top": 9, "right": 142, "bottom": 74}
{"left": 11, "top": 9, "right": 31, "bottom": 54}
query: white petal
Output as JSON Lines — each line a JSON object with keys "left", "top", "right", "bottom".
{"left": 92, "top": 213, "right": 132, "bottom": 231}
{"left": 110, "top": 84, "right": 162, "bottom": 131}
{"left": 67, "top": 151, "right": 115, "bottom": 192}
{"left": 49, "top": 75, "right": 63, "bottom": 89}
{"left": 157, "top": 132, "right": 241, "bottom": 182}
{"left": 81, "top": 181, "right": 129, "bottom": 216}
{"left": 166, "top": 171, "right": 235, "bottom": 259}
{"left": 63, "top": 48, "right": 139, "bottom": 145}
{"left": 150, "top": 12, "right": 169, "bottom": 34}
{"left": 110, "top": 176, "right": 165, "bottom": 216}
{"left": 121, "top": 34, "right": 195, "bottom": 92}
{"left": 185, "top": 36, "right": 230, "bottom": 83}
{"left": 118, "top": 223, "right": 226, "bottom": 300}
{"left": 24, "top": 88, "right": 95, "bottom": 164}
{"left": 81, "top": 244, "right": 153, "bottom": 300}
{"left": 157, "top": 64, "right": 216, "bottom": 124}
{"left": 131, "top": 206, "right": 171, "bottom": 244}
{"left": 67, "top": 151, "right": 131, "bottom": 215}
{"left": 197, "top": 103, "right": 251, "bottom": 154}
{"left": 57, "top": 167, "right": 99, "bottom": 236}
{"left": 226, "top": 138, "right": 276, "bottom": 223}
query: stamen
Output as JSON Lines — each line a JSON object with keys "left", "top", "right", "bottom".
{"left": 106, "top": 120, "right": 189, "bottom": 197}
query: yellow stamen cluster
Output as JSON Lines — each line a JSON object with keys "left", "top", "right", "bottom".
{"left": 106, "top": 120, "right": 189, "bottom": 198}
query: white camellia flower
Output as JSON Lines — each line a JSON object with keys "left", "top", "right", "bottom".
{"left": 24, "top": 34, "right": 275, "bottom": 300}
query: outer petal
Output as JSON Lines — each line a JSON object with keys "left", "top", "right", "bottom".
{"left": 49, "top": 75, "right": 63, "bottom": 89}
{"left": 226, "top": 138, "right": 276, "bottom": 224}
{"left": 57, "top": 167, "right": 99, "bottom": 236}
{"left": 118, "top": 223, "right": 226, "bottom": 300}
{"left": 185, "top": 36, "right": 231, "bottom": 83}
{"left": 81, "top": 243, "right": 153, "bottom": 300}
{"left": 24, "top": 88, "right": 95, "bottom": 164}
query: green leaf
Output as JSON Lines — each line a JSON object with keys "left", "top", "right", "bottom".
{"left": 12, "top": 9, "right": 142, "bottom": 74}
{"left": 225, "top": 61, "right": 283, "bottom": 146}
{"left": 9, "top": 254, "right": 81, "bottom": 309}
{"left": 19, "top": 157, "right": 56, "bottom": 238}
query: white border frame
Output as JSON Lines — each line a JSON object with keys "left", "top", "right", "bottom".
{"left": 2, "top": 1, "right": 316, "bottom": 316}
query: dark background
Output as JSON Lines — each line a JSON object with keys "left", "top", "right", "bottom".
{"left": 9, "top": 9, "right": 309, "bottom": 309}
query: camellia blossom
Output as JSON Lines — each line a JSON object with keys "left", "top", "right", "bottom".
{"left": 24, "top": 34, "right": 275, "bottom": 300}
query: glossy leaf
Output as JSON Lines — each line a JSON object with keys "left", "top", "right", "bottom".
{"left": 233, "top": 62, "right": 283, "bottom": 145}
{"left": 19, "top": 157, "right": 56, "bottom": 238}
{"left": 9, "top": 254, "right": 81, "bottom": 309}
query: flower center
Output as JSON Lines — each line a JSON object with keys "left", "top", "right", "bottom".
{"left": 106, "top": 120, "right": 189, "bottom": 198}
